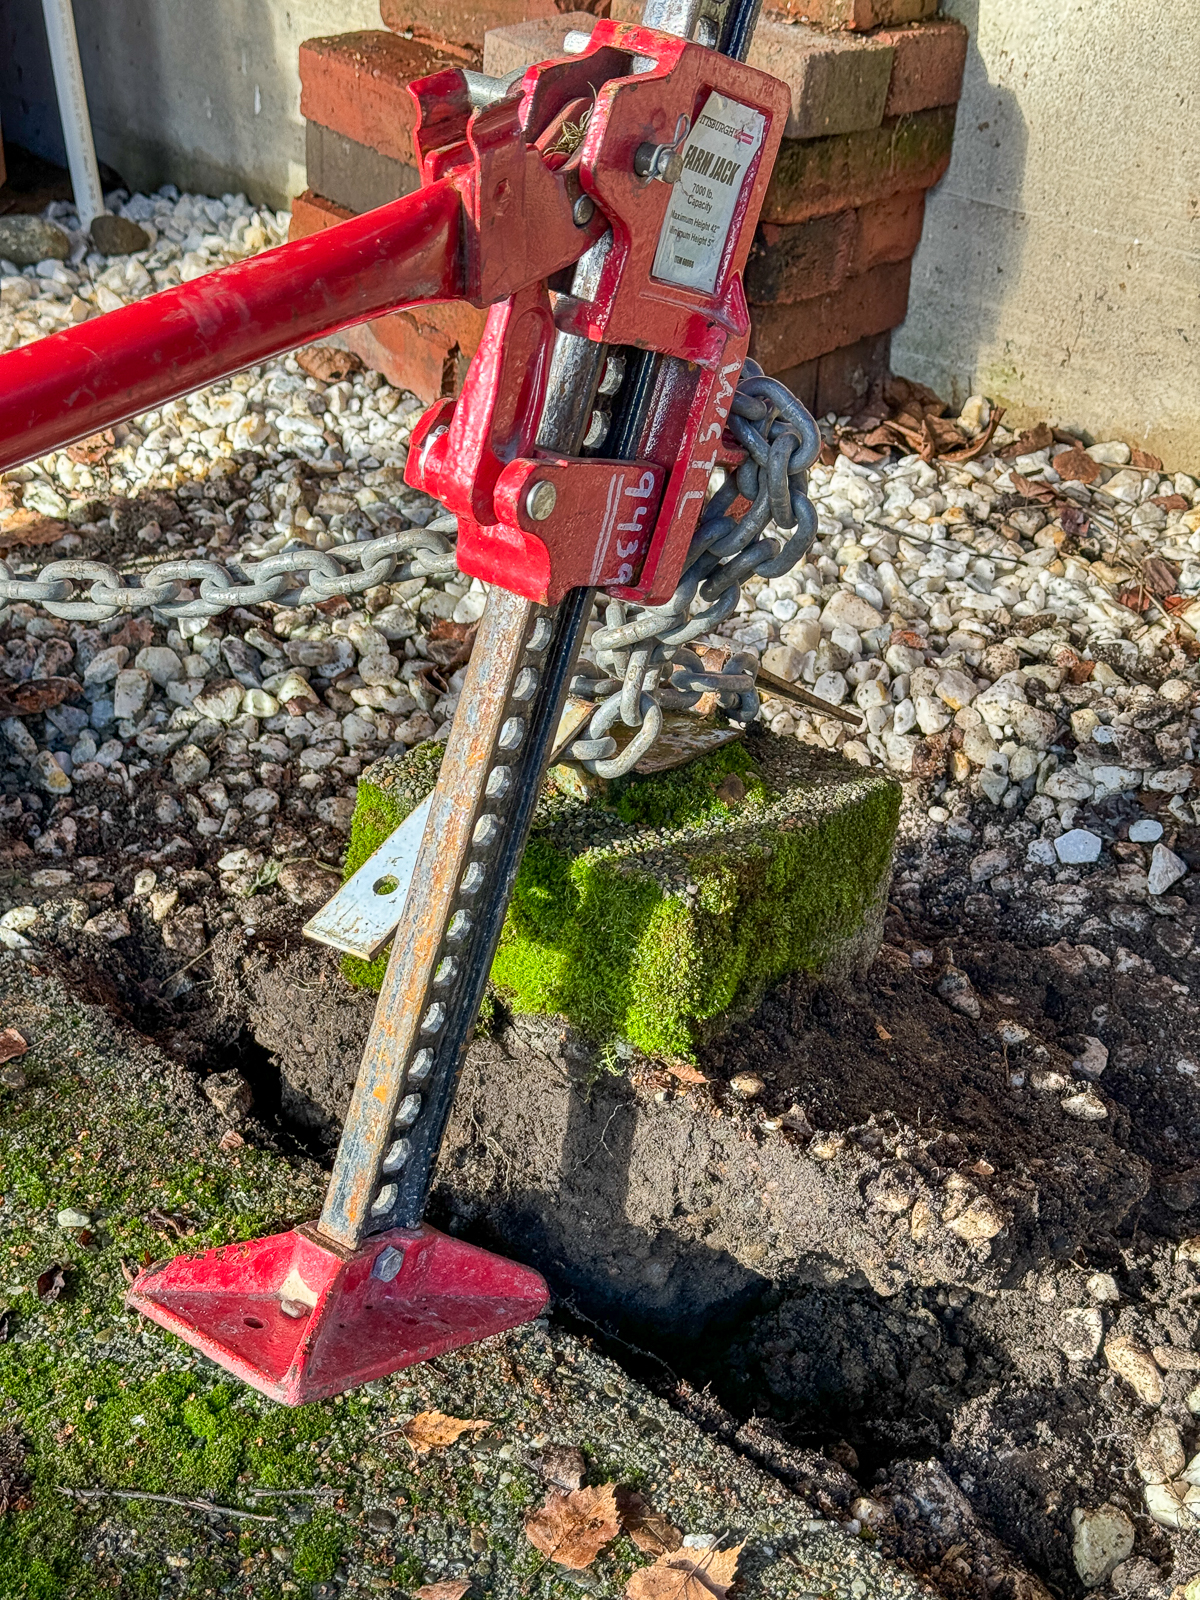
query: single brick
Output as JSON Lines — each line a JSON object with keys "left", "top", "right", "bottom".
{"left": 851, "top": 187, "right": 926, "bottom": 273}
{"left": 306, "top": 122, "right": 419, "bottom": 216}
{"left": 482, "top": 12, "right": 600, "bottom": 77}
{"left": 521, "top": 10, "right": 891, "bottom": 140}
{"left": 774, "top": 331, "right": 891, "bottom": 416}
{"left": 750, "top": 21, "right": 893, "bottom": 140}
{"left": 878, "top": 19, "right": 968, "bottom": 117}
{"left": 761, "top": 105, "right": 955, "bottom": 225}
{"left": 289, "top": 192, "right": 485, "bottom": 402}
{"left": 381, "top": 0, "right": 573, "bottom": 56}
{"left": 749, "top": 257, "right": 912, "bottom": 371}
{"left": 761, "top": 0, "right": 937, "bottom": 30}
{"left": 745, "top": 211, "right": 857, "bottom": 304}
{"left": 299, "top": 32, "right": 468, "bottom": 167}
{"left": 816, "top": 330, "right": 892, "bottom": 414}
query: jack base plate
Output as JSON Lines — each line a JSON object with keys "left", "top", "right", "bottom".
{"left": 127, "top": 1221, "right": 549, "bottom": 1404}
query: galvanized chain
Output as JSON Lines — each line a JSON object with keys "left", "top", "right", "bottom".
{"left": 0, "top": 522, "right": 460, "bottom": 622}
{"left": 0, "top": 366, "right": 816, "bottom": 777}
{"left": 565, "top": 360, "right": 820, "bottom": 777}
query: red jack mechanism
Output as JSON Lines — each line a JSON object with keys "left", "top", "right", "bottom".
{"left": 0, "top": 0, "right": 797, "bottom": 1401}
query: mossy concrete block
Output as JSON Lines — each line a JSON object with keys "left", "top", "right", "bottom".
{"left": 343, "top": 728, "right": 899, "bottom": 1059}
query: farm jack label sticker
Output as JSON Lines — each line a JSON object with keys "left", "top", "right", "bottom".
{"left": 650, "top": 90, "right": 766, "bottom": 296}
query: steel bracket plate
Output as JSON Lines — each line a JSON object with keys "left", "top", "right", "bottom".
{"left": 302, "top": 695, "right": 595, "bottom": 960}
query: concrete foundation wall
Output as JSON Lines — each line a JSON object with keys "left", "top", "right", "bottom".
{"left": 0, "top": 0, "right": 379, "bottom": 209}
{"left": 893, "top": 0, "right": 1200, "bottom": 466}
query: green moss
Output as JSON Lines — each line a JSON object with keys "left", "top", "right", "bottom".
{"left": 343, "top": 732, "right": 899, "bottom": 1059}
{"left": 292, "top": 1515, "right": 344, "bottom": 1582}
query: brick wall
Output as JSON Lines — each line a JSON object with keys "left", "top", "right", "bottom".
{"left": 291, "top": 4, "right": 964, "bottom": 411}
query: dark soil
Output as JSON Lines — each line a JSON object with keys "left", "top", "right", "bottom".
{"left": 10, "top": 759, "right": 1200, "bottom": 1598}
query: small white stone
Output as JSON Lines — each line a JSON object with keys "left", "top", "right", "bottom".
{"left": 1072, "top": 1036, "right": 1108, "bottom": 1080}
{"left": 1148, "top": 842, "right": 1187, "bottom": 895}
{"left": 1086, "top": 440, "right": 1131, "bottom": 467}
{"left": 56, "top": 1209, "right": 91, "bottom": 1229}
{"left": 193, "top": 678, "right": 245, "bottom": 723}
{"left": 135, "top": 645, "right": 183, "bottom": 685}
{"left": 1129, "top": 818, "right": 1163, "bottom": 843}
{"left": 1027, "top": 839, "right": 1057, "bottom": 867}
{"left": 821, "top": 591, "right": 882, "bottom": 633}
{"left": 1054, "top": 828, "right": 1102, "bottom": 865}
{"left": 170, "top": 744, "right": 211, "bottom": 785}
{"left": 241, "top": 688, "right": 279, "bottom": 718}
{"left": 1071, "top": 1503, "right": 1134, "bottom": 1587}
{"left": 1087, "top": 1272, "right": 1119, "bottom": 1304}
{"left": 1058, "top": 1307, "right": 1104, "bottom": 1362}
{"left": 812, "top": 671, "right": 847, "bottom": 706}
{"left": 1062, "top": 1087, "right": 1107, "bottom": 1121}
{"left": 33, "top": 751, "right": 71, "bottom": 794}
{"left": 1106, "top": 1333, "right": 1163, "bottom": 1405}
{"left": 82, "top": 644, "right": 129, "bottom": 684}
{"left": 112, "top": 667, "right": 152, "bottom": 720}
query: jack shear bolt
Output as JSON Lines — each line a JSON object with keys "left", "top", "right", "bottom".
{"left": 525, "top": 480, "right": 557, "bottom": 521}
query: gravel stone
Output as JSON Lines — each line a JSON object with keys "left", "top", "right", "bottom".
{"left": 0, "top": 215, "right": 70, "bottom": 265}
{"left": 1148, "top": 842, "right": 1188, "bottom": 894}
{"left": 1055, "top": 829, "right": 1102, "bottom": 865}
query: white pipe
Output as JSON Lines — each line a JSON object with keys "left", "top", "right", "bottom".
{"left": 40, "top": 0, "right": 105, "bottom": 231}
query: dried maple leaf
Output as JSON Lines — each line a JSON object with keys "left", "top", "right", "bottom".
{"left": 297, "top": 344, "right": 362, "bottom": 383}
{"left": 0, "top": 1029, "right": 28, "bottom": 1064}
{"left": 1051, "top": 447, "right": 1099, "bottom": 485}
{"left": 401, "top": 1411, "right": 489, "bottom": 1451}
{"left": 999, "top": 421, "right": 1054, "bottom": 459}
{"left": 524, "top": 1483, "right": 620, "bottom": 1569}
{"left": 667, "top": 1063, "right": 709, "bottom": 1085}
{"left": 625, "top": 1542, "right": 743, "bottom": 1600}
{"left": 65, "top": 429, "right": 115, "bottom": 464}
{"left": 415, "top": 1584, "right": 471, "bottom": 1600}
{"left": 0, "top": 511, "right": 70, "bottom": 548}
{"left": 618, "top": 1489, "right": 682, "bottom": 1556}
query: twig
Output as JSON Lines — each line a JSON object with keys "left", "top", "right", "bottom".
{"left": 56, "top": 1485, "right": 277, "bottom": 1522}
{"left": 246, "top": 1486, "right": 334, "bottom": 1499}
{"left": 756, "top": 668, "right": 864, "bottom": 729}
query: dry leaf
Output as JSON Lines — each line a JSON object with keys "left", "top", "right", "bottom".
{"left": 0, "top": 1029, "right": 28, "bottom": 1064}
{"left": 667, "top": 1064, "right": 709, "bottom": 1085}
{"left": 0, "top": 511, "right": 70, "bottom": 548}
{"left": 1153, "top": 493, "right": 1190, "bottom": 512}
{"left": 297, "top": 344, "right": 362, "bottom": 383}
{"left": 415, "top": 1584, "right": 471, "bottom": 1600}
{"left": 425, "top": 618, "right": 478, "bottom": 670}
{"left": 998, "top": 421, "right": 1053, "bottom": 459}
{"left": 1130, "top": 446, "right": 1163, "bottom": 470}
{"left": 0, "top": 677, "right": 82, "bottom": 719}
{"left": 65, "top": 429, "right": 115, "bottom": 464}
{"left": 36, "top": 1264, "right": 67, "bottom": 1304}
{"left": 618, "top": 1490, "right": 682, "bottom": 1556}
{"left": 625, "top": 1542, "right": 743, "bottom": 1600}
{"left": 402, "top": 1411, "right": 490, "bottom": 1451}
{"left": 874, "top": 1022, "right": 893, "bottom": 1042}
{"left": 1051, "top": 447, "right": 1100, "bottom": 484}
{"left": 524, "top": 1483, "right": 620, "bottom": 1569}
{"left": 1140, "top": 556, "right": 1179, "bottom": 598}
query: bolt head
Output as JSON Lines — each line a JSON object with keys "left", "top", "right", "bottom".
{"left": 525, "top": 480, "right": 558, "bottom": 522}
{"left": 572, "top": 194, "right": 595, "bottom": 227}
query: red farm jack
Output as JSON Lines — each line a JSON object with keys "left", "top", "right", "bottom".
{"left": 0, "top": 0, "right": 817, "bottom": 1402}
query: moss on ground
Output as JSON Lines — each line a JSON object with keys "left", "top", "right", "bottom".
{"left": 342, "top": 731, "right": 900, "bottom": 1059}
{"left": 0, "top": 959, "right": 925, "bottom": 1599}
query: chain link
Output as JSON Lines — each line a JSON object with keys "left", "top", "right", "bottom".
{"left": 0, "top": 366, "right": 815, "bottom": 778}
{"left": 0, "top": 523, "right": 459, "bottom": 623}
{"left": 565, "top": 360, "right": 820, "bottom": 777}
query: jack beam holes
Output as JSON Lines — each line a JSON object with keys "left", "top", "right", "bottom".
{"left": 382, "top": 1137, "right": 412, "bottom": 1175}
{"left": 372, "top": 874, "right": 400, "bottom": 897}
{"left": 498, "top": 717, "right": 525, "bottom": 751}
{"left": 434, "top": 956, "right": 458, "bottom": 987}
{"left": 528, "top": 616, "right": 553, "bottom": 653}
{"left": 421, "top": 1002, "right": 446, "bottom": 1035}
{"left": 370, "top": 1184, "right": 397, "bottom": 1217}
{"left": 243, "top": 1315, "right": 265, "bottom": 1329}
{"left": 473, "top": 814, "right": 499, "bottom": 849}
{"left": 395, "top": 1092, "right": 422, "bottom": 1130}
{"left": 512, "top": 667, "right": 539, "bottom": 701}
{"left": 461, "top": 862, "right": 485, "bottom": 895}
{"left": 408, "top": 1048, "right": 434, "bottom": 1083}
{"left": 447, "top": 910, "right": 472, "bottom": 943}
{"left": 486, "top": 766, "right": 511, "bottom": 800}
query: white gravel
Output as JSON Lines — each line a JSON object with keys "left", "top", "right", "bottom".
{"left": 2, "top": 182, "right": 1199, "bottom": 919}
